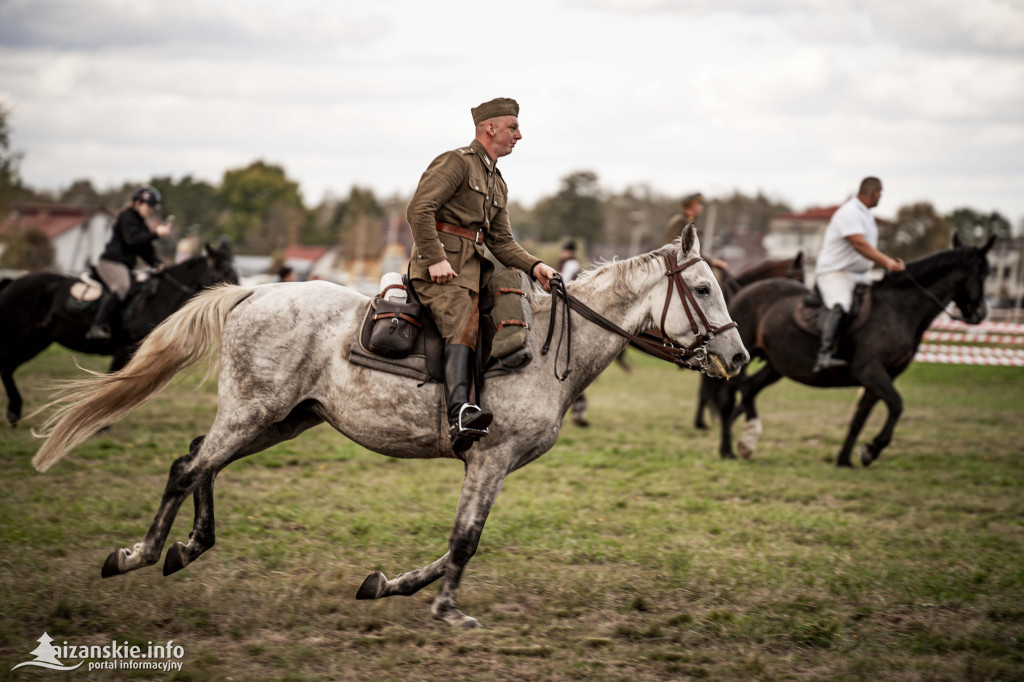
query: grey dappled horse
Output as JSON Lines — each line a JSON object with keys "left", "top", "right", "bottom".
{"left": 33, "top": 226, "right": 747, "bottom": 628}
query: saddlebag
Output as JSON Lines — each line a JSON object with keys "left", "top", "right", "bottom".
{"left": 485, "top": 268, "right": 533, "bottom": 370}
{"left": 368, "top": 298, "right": 424, "bottom": 359}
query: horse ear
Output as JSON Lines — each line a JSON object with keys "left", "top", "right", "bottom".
{"left": 682, "top": 223, "right": 699, "bottom": 258}
{"left": 204, "top": 243, "right": 216, "bottom": 258}
{"left": 793, "top": 251, "right": 804, "bottom": 268}
{"left": 953, "top": 231, "right": 962, "bottom": 248}
{"left": 982, "top": 235, "right": 996, "bottom": 254}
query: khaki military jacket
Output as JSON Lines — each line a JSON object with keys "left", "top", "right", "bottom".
{"left": 665, "top": 213, "right": 690, "bottom": 246}
{"left": 407, "top": 139, "right": 541, "bottom": 292}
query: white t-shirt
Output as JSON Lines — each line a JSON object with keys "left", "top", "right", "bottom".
{"left": 560, "top": 257, "right": 581, "bottom": 281}
{"left": 815, "top": 196, "right": 877, "bottom": 275}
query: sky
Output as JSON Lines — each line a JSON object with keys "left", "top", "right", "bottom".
{"left": 1, "top": 0, "right": 1022, "bottom": 227}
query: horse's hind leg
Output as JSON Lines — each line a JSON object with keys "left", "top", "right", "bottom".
{"left": 162, "top": 404, "right": 325, "bottom": 576}
{"left": 101, "top": 434, "right": 212, "bottom": 577}
{"left": 2, "top": 365, "right": 22, "bottom": 427}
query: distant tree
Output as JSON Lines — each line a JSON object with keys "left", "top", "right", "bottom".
{"left": 0, "top": 226, "right": 54, "bottom": 270}
{"left": 948, "top": 208, "right": 1011, "bottom": 245}
{"left": 150, "top": 175, "right": 223, "bottom": 243}
{"left": 533, "top": 171, "right": 604, "bottom": 243}
{"left": 335, "top": 186, "right": 385, "bottom": 260}
{"left": 58, "top": 179, "right": 101, "bottom": 206}
{"left": 878, "top": 202, "right": 953, "bottom": 261}
{"left": 0, "top": 104, "right": 28, "bottom": 216}
{"left": 217, "top": 161, "right": 304, "bottom": 251}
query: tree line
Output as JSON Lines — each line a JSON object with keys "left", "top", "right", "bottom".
{"left": 0, "top": 105, "right": 1016, "bottom": 271}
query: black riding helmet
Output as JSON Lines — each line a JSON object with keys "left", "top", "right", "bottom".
{"left": 131, "top": 185, "right": 162, "bottom": 208}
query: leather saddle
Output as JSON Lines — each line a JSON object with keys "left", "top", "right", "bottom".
{"left": 349, "top": 275, "right": 522, "bottom": 385}
{"left": 794, "top": 283, "right": 872, "bottom": 337}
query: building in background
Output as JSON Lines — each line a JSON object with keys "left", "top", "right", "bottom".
{"left": 0, "top": 204, "right": 114, "bottom": 274}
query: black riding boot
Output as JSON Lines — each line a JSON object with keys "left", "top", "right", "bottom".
{"left": 813, "top": 304, "right": 847, "bottom": 372}
{"left": 86, "top": 293, "right": 120, "bottom": 341}
{"left": 444, "top": 344, "right": 492, "bottom": 453}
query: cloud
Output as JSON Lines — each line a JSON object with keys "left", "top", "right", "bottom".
{"left": 0, "top": 0, "right": 389, "bottom": 53}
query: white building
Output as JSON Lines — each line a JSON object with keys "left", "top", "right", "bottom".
{"left": 0, "top": 204, "right": 114, "bottom": 274}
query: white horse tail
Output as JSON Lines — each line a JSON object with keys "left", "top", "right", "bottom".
{"left": 32, "top": 284, "right": 254, "bottom": 472}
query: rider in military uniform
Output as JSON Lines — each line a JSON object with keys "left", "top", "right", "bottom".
{"left": 407, "top": 97, "right": 557, "bottom": 452}
{"left": 86, "top": 186, "right": 170, "bottom": 340}
{"left": 665, "top": 192, "right": 728, "bottom": 271}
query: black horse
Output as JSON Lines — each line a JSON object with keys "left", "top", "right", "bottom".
{"left": 710, "top": 236, "right": 992, "bottom": 466}
{"left": 693, "top": 253, "right": 805, "bottom": 430}
{"left": 0, "top": 243, "right": 237, "bottom": 426}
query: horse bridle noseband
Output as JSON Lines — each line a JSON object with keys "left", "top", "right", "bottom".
{"left": 542, "top": 253, "right": 738, "bottom": 379}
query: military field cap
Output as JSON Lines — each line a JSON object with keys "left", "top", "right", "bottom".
{"left": 681, "top": 192, "right": 703, "bottom": 207}
{"left": 472, "top": 97, "right": 519, "bottom": 125}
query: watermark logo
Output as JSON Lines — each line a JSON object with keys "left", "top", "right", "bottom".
{"left": 11, "top": 633, "right": 82, "bottom": 672}
{"left": 11, "top": 632, "right": 185, "bottom": 673}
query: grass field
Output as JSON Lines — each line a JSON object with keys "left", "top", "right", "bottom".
{"left": 1, "top": 346, "right": 1022, "bottom": 681}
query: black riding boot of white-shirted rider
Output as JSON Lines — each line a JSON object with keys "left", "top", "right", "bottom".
{"left": 444, "top": 344, "right": 492, "bottom": 453}
{"left": 86, "top": 293, "right": 120, "bottom": 341}
{"left": 813, "top": 304, "right": 847, "bottom": 372}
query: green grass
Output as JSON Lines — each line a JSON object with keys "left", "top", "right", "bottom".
{"left": 1, "top": 346, "right": 1022, "bottom": 681}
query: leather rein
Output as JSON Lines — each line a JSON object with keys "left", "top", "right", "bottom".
{"left": 542, "top": 253, "right": 738, "bottom": 380}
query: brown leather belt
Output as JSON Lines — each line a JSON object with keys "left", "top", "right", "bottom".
{"left": 436, "top": 221, "right": 484, "bottom": 244}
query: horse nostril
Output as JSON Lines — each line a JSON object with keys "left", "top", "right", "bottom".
{"left": 733, "top": 351, "right": 749, "bottom": 366}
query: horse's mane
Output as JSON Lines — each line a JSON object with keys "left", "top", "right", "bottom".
{"left": 880, "top": 247, "right": 977, "bottom": 289}
{"left": 531, "top": 240, "right": 680, "bottom": 312}
{"left": 735, "top": 258, "right": 792, "bottom": 285}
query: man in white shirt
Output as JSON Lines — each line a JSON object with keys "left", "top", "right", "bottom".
{"left": 813, "top": 177, "right": 905, "bottom": 371}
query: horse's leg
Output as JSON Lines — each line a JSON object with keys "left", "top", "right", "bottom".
{"left": 162, "top": 405, "right": 325, "bottom": 575}
{"left": 852, "top": 367, "right": 903, "bottom": 467}
{"left": 736, "top": 364, "right": 781, "bottom": 459}
{"left": 101, "top": 434, "right": 214, "bottom": 577}
{"left": 431, "top": 458, "right": 508, "bottom": 628}
{"left": 835, "top": 388, "right": 880, "bottom": 467}
{"left": 2, "top": 337, "right": 52, "bottom": 426}
{"left": 2, "top": 365, "right": 22, "bottom": 427}
{"left": 102, "top": 404, "right": 322, "bottom": 577}
{"left": 695, "top": 376, "right": 710, "bottom": 430}
{"left": 356, "top": 553, "right": 450, "bottom": 600}
{"left": 708, "top": 378, "right": 736, "bottom": 458}
{"left": 108, "top": 346, "right": 135, "bottom": 373}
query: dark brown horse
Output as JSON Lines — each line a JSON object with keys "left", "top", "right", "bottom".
{"left": 693, "top": 253, "right": 804, "bottom": 430}
{"left": 711, "top": 236, "right": 992, "bottom": 466}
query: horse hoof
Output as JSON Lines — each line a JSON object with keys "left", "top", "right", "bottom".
{"left": 101, "top": 550, "right": 125, "bottom": 578}
{"left": 695, "top": 422, "right": 709, "bottom": 431}
{"left": 736, "top": 442, "right": 753, "bottom": 460}
{"left": 860, "top": 445, "right": 875, "bottom": 467}
{"left": 720, "top": 451, "right": 737, "bottom": 460}
{"left": 163, "top": 542, "right": 190, "bottom": 576}
{"left": 6, "top": 409, "right": 18, "bottom": 427}
{"left": 836, "top": 459, "right": 854, "bottom": 468}
{"left": 356, "top": 571, "right": 387, "bottom": 600}
{"left": 455, "top": 615, "right": 481, "bottom": 629}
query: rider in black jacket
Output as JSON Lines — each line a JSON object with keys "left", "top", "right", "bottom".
{"left": 86, "top": 186, "right": 170, "bottom": 340}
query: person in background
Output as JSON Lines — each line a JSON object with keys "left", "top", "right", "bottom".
{"left": 813, "top": 176, "right": 906, "bottom": 371}
{"left": 664, "top": 192, "right": 728, "bottom": 271}
{"left": 86, "top": 186, "right": 170, "bottom": 340}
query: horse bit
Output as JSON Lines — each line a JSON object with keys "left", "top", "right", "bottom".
{"left": 542, "top": 253, "right": 737, "bottom": 379}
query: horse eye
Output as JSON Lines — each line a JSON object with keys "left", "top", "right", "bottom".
{"left": 696, "top": 285, "right": 711, "bottom": 296}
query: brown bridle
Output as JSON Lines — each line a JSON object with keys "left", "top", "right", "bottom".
{"left": 542, "top": 253, "right": 738, "bottom": 379}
